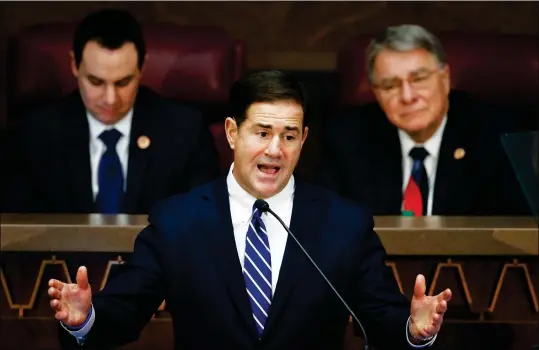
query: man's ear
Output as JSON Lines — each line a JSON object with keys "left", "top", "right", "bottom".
{"left": 69, "top": 51, "right": 78, "bottom": 78}
{"left": 140, "top": 53, "right": 149, "bottom": 77}
{"left": 441, "top": 64, "right": 451, "bottom": 93}
{"left": 225, "top": 117, "right": 238, "bottom": 150}
{"left": 301, "top": 126, "right": 309, "bottom": 147}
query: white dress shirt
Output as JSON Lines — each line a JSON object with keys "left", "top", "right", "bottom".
{"left": 399, "top": 116, "right": 448, "bottom": 216}
{"left": 64, "top": 163, "right": 435, "bottom": 347}
{"left": 86, "top": 110, "right": 133, "bottom": 199}
{"left": 227, "top": 163, "right": 292, "bottom": 294}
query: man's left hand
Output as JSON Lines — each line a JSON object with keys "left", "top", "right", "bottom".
{"left": 410, "top": 274, "right": 452, "bottom": 340}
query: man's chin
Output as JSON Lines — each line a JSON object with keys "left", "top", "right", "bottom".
{"left": 252, "top": 182, "right": 281, "bottom": 199}
{"left": 93, "top": 110, "right": 124, "bottom": 125}
{"left": 400, "top": 120, "right": 431, "bottom": 134}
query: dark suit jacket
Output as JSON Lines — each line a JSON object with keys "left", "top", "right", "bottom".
{"left": 317, "top": 90, "right": 530, "bottom": 216}
{"left": 59, "top": 178, "right": 413, "bottom": 350}
{"left": 6, "top": 86, "right": 220, "bottom": 214}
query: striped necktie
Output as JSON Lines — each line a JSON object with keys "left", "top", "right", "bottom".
{"left": 243, "top": 203, "right": 272, "bottom": 337}
{"left": 403, "top": 147, "right": 429, "bottom": 216}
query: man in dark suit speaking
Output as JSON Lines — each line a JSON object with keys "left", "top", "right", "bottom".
{"left": 48, "top": 70, "right": 452, "bottom": 349}
{"left": 7, "top": 9, "right": 219, "bottom": 214}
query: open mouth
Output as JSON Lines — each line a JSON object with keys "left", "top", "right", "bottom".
{"left": 257, "top": 164, "right": 281, "bottom": 175}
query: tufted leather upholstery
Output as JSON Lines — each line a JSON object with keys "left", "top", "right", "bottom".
{"left": 337, "top": 32, "right": 539, "bottom": 110}
{"left": 0, "top": 36, "right": 6, "bottom": 128}
{"left": 7, "top": 22, "right": 244, "bottom": 112}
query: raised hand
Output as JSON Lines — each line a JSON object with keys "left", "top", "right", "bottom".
{"left": 410, "top": 274, "right": 452, "bottom": 340}
{"left": 48, "top": 266, "right": 93, "bottom": 327}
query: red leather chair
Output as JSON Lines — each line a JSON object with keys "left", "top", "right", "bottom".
{"left": 6, "top": 22, "right": 243, "bottom": 170}
{"left": 0, "top": 36, "right": 7, "bottom": 129}
{"left": 337, "top": 32, "right": 539, "bottom": 121}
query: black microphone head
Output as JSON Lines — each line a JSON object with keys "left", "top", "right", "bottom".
{"left": 254, "top": 199, "right": 270, "bottom": 212}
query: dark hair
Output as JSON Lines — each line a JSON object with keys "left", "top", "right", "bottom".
{"left": 228, "top": 70, "right": 308, "bottom": 128}
{"left": 72, "top": 9, "right": 146, "bottom": 69}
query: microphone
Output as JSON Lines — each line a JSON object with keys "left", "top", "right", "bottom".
{"left": 254, "top": 199, "right": 369, "bottom": 350}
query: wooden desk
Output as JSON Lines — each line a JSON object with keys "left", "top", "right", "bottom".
{"left": 1, "top": 215, "right": 538, "bottom": 350}
{"left": 2, "top": 214, "right": 537, "bottom": 255}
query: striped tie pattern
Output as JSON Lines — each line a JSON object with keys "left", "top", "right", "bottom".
{"left": 243, "top": 204, "right": 272, "bottom": 337}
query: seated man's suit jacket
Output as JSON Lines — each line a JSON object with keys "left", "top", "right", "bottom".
{"left": 317, "top": 90, "right": 530, "bottom": 216}
{"left": 6, "top": 86, "right": 220, "bottom": 214}
{"left": 58, "top": 178, "right": 413, "bottom": 350}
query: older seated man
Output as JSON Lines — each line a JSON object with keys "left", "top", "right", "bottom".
{"left": 318, "top": 24, "right": 529, "bottom": 216}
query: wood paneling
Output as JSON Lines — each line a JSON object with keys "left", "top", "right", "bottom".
{"left": 0, "top": 1, "right": 537, "bottom": 70}
{"left": 1, "top": 215, "right": 539, "bottom": 349}
{"left": 1, "top": 253, "right": 538, "bottom": 349}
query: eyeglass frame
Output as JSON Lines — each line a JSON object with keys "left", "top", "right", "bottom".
{"left": 371, "top": 66, "right": 447, "bottom": 97}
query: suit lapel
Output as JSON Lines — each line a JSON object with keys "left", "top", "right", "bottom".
{"left": 377, "top": 126, "right": 404, "bottom": 214}
{"left": 366, "top": 112, "right": 403, "bottom": 214}
{"left": 202, "top": 178, "right": 259, "bottom": 338}
{"left": 62, "top": 93, "right": 94, "bottom": 212}
{"left": 123, "top": 93, "right": 152, "bottom": 213}
{"left": 262, "top": 181, "right": 326, "bottom": 337}
{"left": 432, "top": 93, "right": 472, "bottom": 214}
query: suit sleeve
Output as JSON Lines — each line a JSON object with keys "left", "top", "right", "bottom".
{"left": 183, "top": 112, "right": 221, "bottom": 189}
{"left": 350, "top": 212, "right": 413, "bottom": 349}
{"left": 3, "top": 119, "right": 41, "bottom": 213}
{"left": 478, "top": 111, "right": 532, "bottom": 216}
{"left": 314, "top": 117, "right": 347, "bottom": 194}
{"left": 58, "top": 218, "right": 166, "bottom": 348}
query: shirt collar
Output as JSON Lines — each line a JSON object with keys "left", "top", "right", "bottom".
{"left": 226, "top": 162, "right": 295, "bottom": 212}
{"left": 86, "top": 109, "right": 133, "bottom": 141}
{"left": 398, "top": 115, "right": 447, "bottom": 160}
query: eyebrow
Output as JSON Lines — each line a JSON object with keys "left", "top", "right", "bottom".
{"left": 284, "top": 126, "right": 300, "bottom": 132}
{"left": 410, "top": 67, "right": 432, "bottom": 75}
{"left": 255, "top": 123, "right": 272, "bottom": 129}
{"left": 87, "top": 74, "right": 134, "bottom": 83}
{"left": 380, "top": 67, "right": 433, "bottom": 82}
{"left": 254, "top": 123, "right": 300, "bottom": 132}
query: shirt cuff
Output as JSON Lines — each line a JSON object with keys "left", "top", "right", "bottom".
{"left": 406, "top": 315, "right": 437, "bottom": 348}
{"left": 60, "top": 304, "right": 95, "bottom": 345}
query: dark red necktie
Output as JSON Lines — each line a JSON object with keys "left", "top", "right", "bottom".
{"left": 403, "top": 147, "right": 429, "bottom": 216}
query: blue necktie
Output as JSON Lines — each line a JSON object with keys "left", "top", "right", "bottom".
{"left": 409, "top": 147, "right": 429, "bottom": 215}
{"left": 243, "top": 203, "right": 272, "bottom": 337}
{"left": 96, "top": 128, "right": 124, "bottom": 214}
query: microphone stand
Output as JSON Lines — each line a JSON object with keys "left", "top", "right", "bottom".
{"left": 255, "top": 199, "right": 369, "bottom": 350}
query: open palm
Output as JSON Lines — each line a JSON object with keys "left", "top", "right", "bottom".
{"left": 410, "top": 274, "right": 452, "bottom": 340}
{"left": 48, "top": 266, "right": 93, "bottom": 327}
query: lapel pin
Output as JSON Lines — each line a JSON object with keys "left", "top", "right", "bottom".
{"left": 454, "top": 148, "right": 465, "bottom": 160}
{"left": 137, "top": 135, "right": 150, "bottom": 150}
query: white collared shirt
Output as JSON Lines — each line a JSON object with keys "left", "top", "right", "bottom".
{"left": 226, "top": 163, "right": 293, "bottom": 294}
{"left": 398, "top": 116, "right": 448, "bottom": 215}
{"left": 86, "top": 110, "right": 133, "bottom": 199}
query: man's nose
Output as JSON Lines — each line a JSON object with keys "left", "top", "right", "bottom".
{"left": 265, "top": 136, "right": 281, "bottom": 158}
{"left": 400, "top": 81, "right": 417, "bottom": 104}
{"left": 104, "top": 86, "right": 117, "bottom": 105}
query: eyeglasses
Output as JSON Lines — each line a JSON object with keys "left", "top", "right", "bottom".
{"left": 372, "top": 68, "right": 441, "bottom": 96}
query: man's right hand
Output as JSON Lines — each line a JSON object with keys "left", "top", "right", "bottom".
{"left": 48, "top": 266, "right": 93, "bottom": 328}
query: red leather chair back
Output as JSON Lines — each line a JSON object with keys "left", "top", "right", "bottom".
{"left": 0, "top": 36, "right": 7, "bottom": 128}
{"left": 7, "top": 22, "right": 244, "bottom": 170}
{"left": 8, "top": 22, "right": 244, "bottom": 110}
{"left": 337, "top": 32, "right": 539, "bottom": 107}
